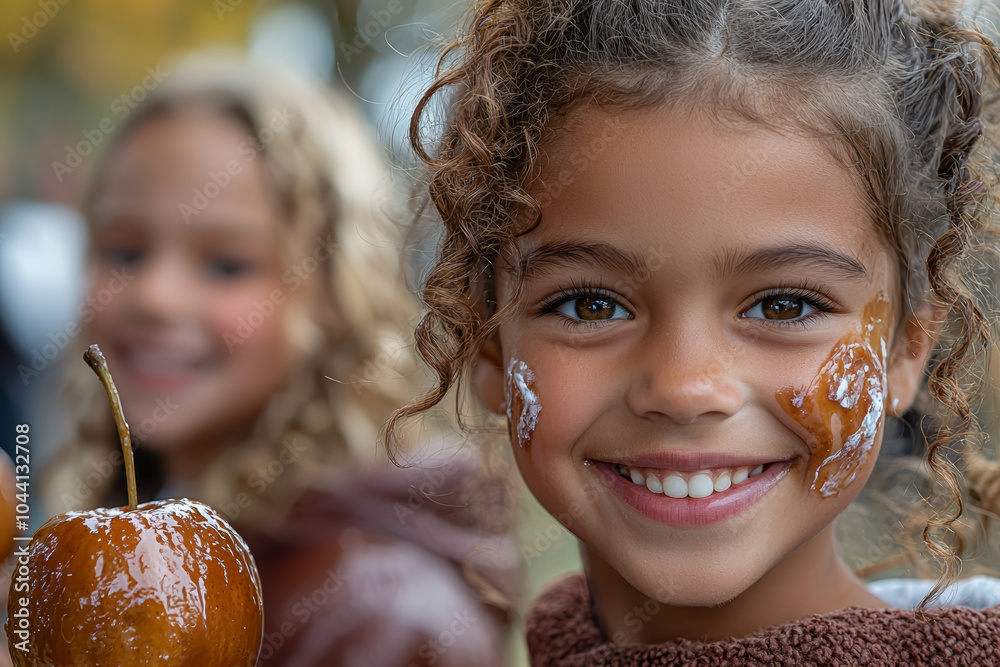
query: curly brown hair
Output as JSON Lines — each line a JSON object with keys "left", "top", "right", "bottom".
{"left": 389, "top": 0, "right": 1000, "bottom": 608}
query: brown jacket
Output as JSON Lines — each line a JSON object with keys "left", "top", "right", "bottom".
{"left": 244, "top": 458, "right": 520, "bottom": 667}
{"left": 527, "top": 573, "right": 1000, "bottom": 666}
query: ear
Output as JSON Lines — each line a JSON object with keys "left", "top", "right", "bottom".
{"left": 473, "top": 334, "right": 506, "bottom": 415}
{"left": 885, "top": 301, "right": 947, "bottom": 416}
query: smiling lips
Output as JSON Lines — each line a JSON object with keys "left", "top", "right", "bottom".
{"left": 115, "top": 344, "right": 215, "bottom": 392}
{"left": 597, "top": 455, "right": 793, "bottom": 527}
{"left": 127, "top": 348, "right": 213, "bottom": 373}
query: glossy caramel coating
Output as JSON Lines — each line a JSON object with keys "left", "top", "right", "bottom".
{"left": 0, "top": 451, "right": 16, "bottom": 562}
{"left": 776, "top": 294, "right": 891, "bottom": 497}
{"left": 6, "top": 499, "right": 262, "bottom": 666}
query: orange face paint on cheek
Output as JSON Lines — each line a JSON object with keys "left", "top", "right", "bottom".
{"left": 776, "top": 293, "right": 891, "bottom": 497}
{"left": 505, "top": 358, "right": 542, "bottom": 451}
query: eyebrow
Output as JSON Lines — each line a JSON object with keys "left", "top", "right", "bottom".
{"left": 714, "top": 243, "right": 869, "bottom": 282}
{"left": 519, "top": 240, "right": 649, "bottom": 278}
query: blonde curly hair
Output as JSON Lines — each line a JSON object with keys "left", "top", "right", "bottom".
{"left": 45, "top": 55, "right": 427, "bottom": 529}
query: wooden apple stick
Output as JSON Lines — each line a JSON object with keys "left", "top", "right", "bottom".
{"left": 84, "top": 344, "right": 138, "bottom": 511}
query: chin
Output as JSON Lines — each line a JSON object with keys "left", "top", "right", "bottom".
{"left": 659, "top": 585, "right": 746, "bottom": 608}
{"left": 125, "top": 407, "right": 208, "bottom": 452}
{"left": 130, "top": 426, "right": 188, "bottom": 452}
{"left": 645, "top": 578, "right": 747, "bottom": 608}
{"left": 611, "top": 552, "right": 762, "bottom": 608}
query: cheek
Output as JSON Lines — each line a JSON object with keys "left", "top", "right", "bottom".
{"left": 87, "top": 269, "right": 127, "bottom": 333}
{"left": 204, "top": 280, "right": 302, "bottom": 407}
{"left": 504, "top": 350, "right": 614, "bottom": 503}
{"left": 503, "top": 346, "right": 611, "bottom": 451}
{"left": 776, "top": 294, "right": 891, "bottom": 497}
{"left": 207, "top": 282, "right": 290, "bottom": 355}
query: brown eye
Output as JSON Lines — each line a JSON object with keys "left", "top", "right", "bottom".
{"left": 552, "top": 294, "right": 630, "bottom": 322}
{"left": 575, "top": 297, "right": 616, "bottom": 320}
{"left": 760, "top": 296, "right": 804, "bottom": 320}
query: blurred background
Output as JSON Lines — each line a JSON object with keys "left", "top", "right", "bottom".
{"left": 0, "top": 2, "right": 999, "bottom": 666}
{"left": 0, "top": 2, "right": 582, "bottom": 665}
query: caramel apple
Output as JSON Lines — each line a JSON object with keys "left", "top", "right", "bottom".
{"left": 5, "top": 345, "right": 263, "bottom": 666}
{"left": 0, "top": 451, "right": 16, "bottom": 563}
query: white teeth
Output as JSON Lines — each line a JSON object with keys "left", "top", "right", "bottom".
{"left": 714, "top": 472, "right": 732, "bottom": 493}
{"left": 687, "top": 473, "right": 714, "bottom": 499}
{"left": 663, "top": 475, "right": 688, "bottom": 499}
{"left": 646, "top": 476, "right": 663, "bottom": 494}
{"left": 618, "top": 462, "right": 773, "bottom": 498}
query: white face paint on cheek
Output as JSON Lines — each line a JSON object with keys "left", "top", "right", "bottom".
{"left": 505, "top": 358, "right": 542, "bottom": 449}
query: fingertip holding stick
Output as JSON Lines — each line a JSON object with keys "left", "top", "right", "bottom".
{"left": 84, "top": 344, "right": 138, "bottom": 511}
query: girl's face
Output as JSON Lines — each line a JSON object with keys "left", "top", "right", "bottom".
{"left": 88, "top": 111, "right": 302, "bottom": 471}
{"left": 481, "top": 105, "right": 927, "bottom": 607}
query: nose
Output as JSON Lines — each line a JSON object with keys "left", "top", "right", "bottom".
{"left": 624, "top": 324, "right": 745, "bottom": 425}
{"left": 127, "top": 253, "right": 196, "bottom": 325}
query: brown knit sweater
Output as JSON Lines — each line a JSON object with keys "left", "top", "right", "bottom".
{"left": 526, "top": 573, "right": 1000, "bottom": 666}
